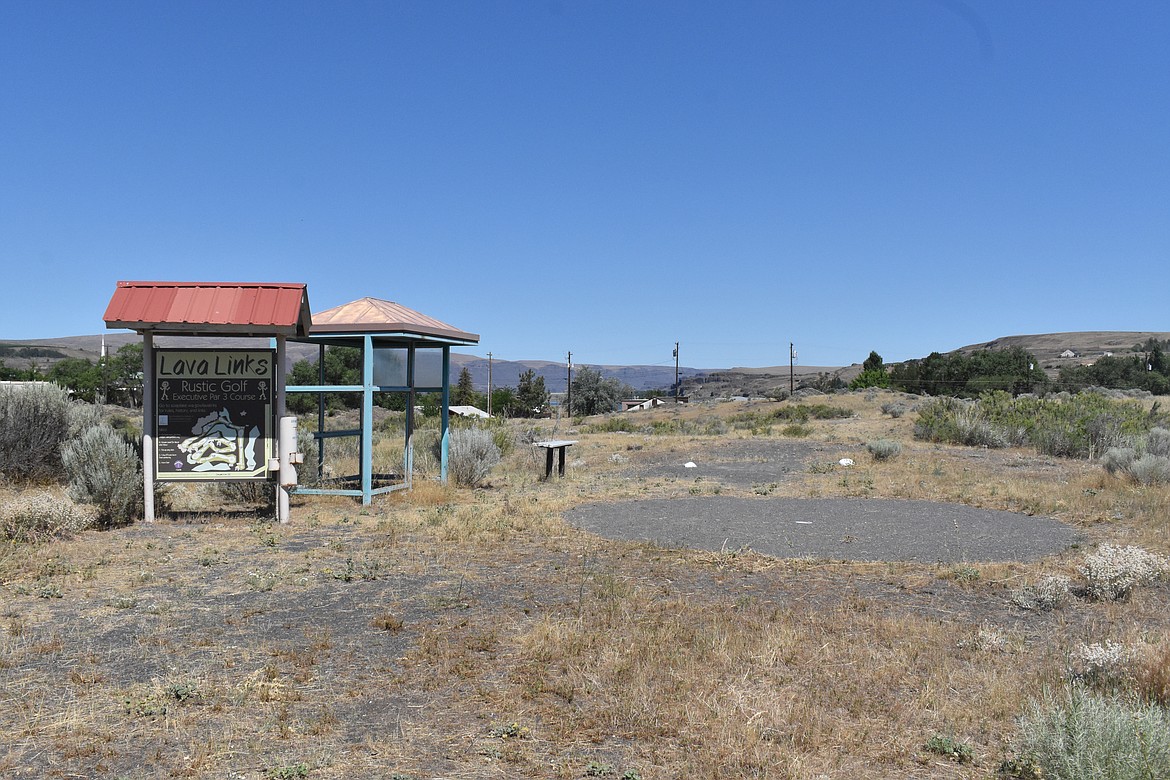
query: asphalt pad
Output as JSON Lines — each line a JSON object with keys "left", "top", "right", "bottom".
{"left": 564, "top": 496, "right": 1079, "bottom": 563}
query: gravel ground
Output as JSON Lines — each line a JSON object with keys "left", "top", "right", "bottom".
{"left": 564, "top": 496, "right": 1081, "bottom": 563}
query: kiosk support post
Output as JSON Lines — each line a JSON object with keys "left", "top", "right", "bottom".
{"left": 142, "top": 332, "right": 155, "bottom": 523}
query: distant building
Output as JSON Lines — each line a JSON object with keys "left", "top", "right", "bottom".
{"left": 449, "top": 405, "right": 490, "bottom": 419}
{"left": 622, "top": 397, "right": 666, "bottom": 412}
{"left": 1060, "top": 350, "right": 1078, "bottom": 358}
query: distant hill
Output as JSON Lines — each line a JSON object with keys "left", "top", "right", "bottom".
{"left": 948, "top": 331, "right": 1170, "bottom": 370}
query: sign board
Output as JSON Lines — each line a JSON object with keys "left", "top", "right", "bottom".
{"left": 154, "top": 349, "right": 275, "bottom": 481}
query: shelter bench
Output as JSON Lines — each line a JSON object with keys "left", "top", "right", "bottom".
{"left": 534, "top": 439, "right": 578, "bottom": 479}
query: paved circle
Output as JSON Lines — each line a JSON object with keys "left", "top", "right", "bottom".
{"left": 564, "top": 497, "right": 1079, "bottom": 563}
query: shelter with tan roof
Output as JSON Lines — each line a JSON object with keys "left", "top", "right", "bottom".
{"left": 289, "top": 296, "right": 479, "bottom": 505}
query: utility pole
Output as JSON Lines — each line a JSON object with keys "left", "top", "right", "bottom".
{"left": 566, "top": 351, "right": 572, "bottom": 415}
{"left": 673, "top": 342, "right": 679, "bottom": 400}
{"left": 100, "top": 335, "right": 108, "bottom": 405}
{"left": 789, "top": 343, "right": 796, "bottom": 395}
{"left": 486, "top": 352, "right": 493, "bottom": 416}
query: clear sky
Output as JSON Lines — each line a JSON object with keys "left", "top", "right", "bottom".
{"left": 2, "top": 1, "right": 1168, "bottom": 370}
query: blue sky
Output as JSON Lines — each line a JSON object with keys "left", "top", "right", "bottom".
{"left": 2, "top": 1, "right": 1168, "bottom": 370}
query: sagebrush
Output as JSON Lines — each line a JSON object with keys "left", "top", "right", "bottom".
{"left": 0, "top": 382, "right": 73, "bottom": 482}
{"left": 1014, "top": 687, "right": 1170, "bottom": 780}
{"left": 438, "top": 427, "right": 501, "bottom": 487}
{"left": 61, "top": 424, "right": 142, "bottom": 525}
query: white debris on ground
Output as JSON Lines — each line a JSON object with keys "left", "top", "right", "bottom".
{"left": 684, "top": 461, "right": 697, "bottom": 468}
{"left": 838, "top": 458, "right": 854, "bottom": 467}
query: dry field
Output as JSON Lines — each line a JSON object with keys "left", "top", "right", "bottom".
{"left": 2, "top": 390, "right": 1170, "bottom": 779}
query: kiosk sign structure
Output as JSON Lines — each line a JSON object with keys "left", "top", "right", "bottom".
{"left": 155, "top": 349, "right": 275, "bottom": 480}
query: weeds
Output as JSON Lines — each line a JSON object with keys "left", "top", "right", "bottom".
{"left": 0, "top": 490, "right": 95, "bottom": 542}
{"left": 1079, "top": 544, "right": 1167, "bottom": 601}
{"left": 923, "top": 734, "right": 974, "bottom": 763}
{"left": 865, "top": 439, "right": 902, "bottom": 461}
{"left": 1068, "top": 641, "right": 1133, "bottom": 690}
{"left": 1010, "top": 575, "right": 1071, "bottom": 611}
{"left": 729, "top": 403, "right": 852, "bottom": 432}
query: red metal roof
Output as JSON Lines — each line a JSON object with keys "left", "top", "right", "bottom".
{"left": 103, "top": 281, "right": 312, "bottom": 337}
{"left": 311, "top": 297, "right": 478, "bottom": 343}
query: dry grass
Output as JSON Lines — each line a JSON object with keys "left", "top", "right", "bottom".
{"left": 1, "top": 392, "right": 1168, "bottom": 778}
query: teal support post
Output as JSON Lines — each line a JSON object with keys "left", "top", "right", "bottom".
{"left": 405, "top": 344, "right": 415, "bottom": 488}
{"left": 316, "top": 343, "right": 325, "bottom": 481}
{"left": 440, "top": 346, "right": 450, "bottom": 485}
{"left": 361, "top": 334, "right": 374, "bottom": 504}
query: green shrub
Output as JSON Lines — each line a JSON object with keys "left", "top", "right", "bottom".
{"left": 916, "top": 392, "right": 1159, "bottom": 458}
{"left": 1102, "top": 428, "right": 1170, "bottom": 484}
{"left": 796, "top": 403, "right": 853, "bottom": 420}
{"left": 437, "top": 427, "right": 501, "bottom": 487}
{"left": 923, "top": 734, "right": 974, "bottom": 764}
{"left": 914, "top": 397, "right": 1011, "bottom": 448}
{"left": 1101, "top": 447, "right": 1138, "bottom": 477}
{"left": 881, "top": 401, "right": 908, "bottom": 418}
{"left": 490, "top": 426, "right": 514, "bottom": 457}
{"left": 866, "top": 439, "right": 902, "bottom": 461}
{"left": 1014, "top": 687, "right": 1170, "bottom": 780}
{"left": 0, "top": 382, "right": 72, "bottom": 482}
{"left": 1130, "top": 454, "right": 1170, "bottom": 485}
{"left": 730, "top": 403, "right": 852, "bottom": 432}
{"left": 66, "top": 402, "right": 104, "bottom": 438}
{"left": 1146, "top": 427, "right": 1170, "bottom": 457}
{"left": 61, "top": 424, "right": 143, "bottom": 526}
{"left": 0, "top": 490, "right": 95, "bottom": 543}
{"left": 586, "top": 417, "right": 637, "bottom": 434}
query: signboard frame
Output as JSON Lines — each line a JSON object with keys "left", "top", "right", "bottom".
{"left": 153, "top": 348, "right": 276, "bottom": 481}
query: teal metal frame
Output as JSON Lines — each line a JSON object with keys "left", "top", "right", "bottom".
{"left": 286, "top": 331, "right": 466, "bottom": 505}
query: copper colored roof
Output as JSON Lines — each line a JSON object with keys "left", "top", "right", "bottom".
{"left": 103, "top": 281, "right": 312, "bottom": 337}
{"left": 310, "top": 297, "right": 478, "bottom": 343}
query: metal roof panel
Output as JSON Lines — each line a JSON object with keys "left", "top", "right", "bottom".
{"left": 104, "top": 281, "right": 312, "bottom": 336}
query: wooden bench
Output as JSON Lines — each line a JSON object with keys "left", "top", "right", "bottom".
{"left": 533, "top": 439, "right": 577, "bottom": 478}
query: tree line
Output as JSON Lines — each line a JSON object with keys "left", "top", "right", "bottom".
{"left": 0, "top": 343, "right": 145, "bottom": 405}
{"left": 851, "top": 339, "right": 1170, "bottom": 398}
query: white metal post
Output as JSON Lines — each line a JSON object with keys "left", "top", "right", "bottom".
{"left": 276, "top": 335, "right": 290, "bottom": 523}
{"left": 142, "top": 332, "right": 155, "bottom": 523}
